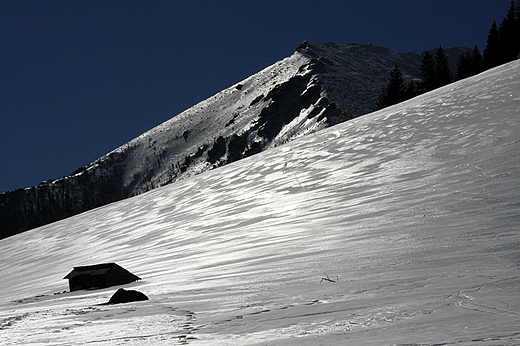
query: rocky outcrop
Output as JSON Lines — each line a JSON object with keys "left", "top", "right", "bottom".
{"left": 104, "top": 288, "right": 149, "bottom": 305}
{"left": 0, "top": 151, "right": 127, "bottom": 239}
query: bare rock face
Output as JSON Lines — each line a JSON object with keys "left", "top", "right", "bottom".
{"left": 105, "top": 288, "right": 148, "bottom": 305}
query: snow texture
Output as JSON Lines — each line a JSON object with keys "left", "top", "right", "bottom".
{"left": 1, "top": 60, "right": 519, "bottom": 345}
{"left": 3, "top": 41, "right": 460, "bottom": 239}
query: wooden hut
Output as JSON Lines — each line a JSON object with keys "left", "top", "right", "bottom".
{"left": 64, "top": 263, "right": 140, "bottom": 292}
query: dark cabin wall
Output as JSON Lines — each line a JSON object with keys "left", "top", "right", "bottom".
{"left": 68, "top": 274, "right": 107, "bottom": 291}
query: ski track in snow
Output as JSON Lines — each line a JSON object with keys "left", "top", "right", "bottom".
{"left": 1, "top": 61, "right": 520, "bottom": 345}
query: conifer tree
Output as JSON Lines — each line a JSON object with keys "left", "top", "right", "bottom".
{"left": 434, "top": 46, "right": 453, "bottom": 88}
{"left": 498, "top": 1, "right": 520, "bottom": 63}
{"left": 377, "top": 64, "right": 407, "bottom": 109}
{"left": 405, "top": 80, "right": 419, "bottom": 99}
{"left": 456, "top": 52, "right": 472, "bottom": 80}
{"left": 484, "top": 21, "right": 501, "bottom": 69}
{"left": 516, "top": 0, "right": 520, "bottom": 50}
{"left": 456, "top": 45, "right": 483, "bottom": 80}
{"left": 511, "top": 0, "right": 520, "bottom": 59}
{"left": 471, "top": 45, "right": 483, "bottom": 75}
{"left": 419, "top": 51, "right": 436, "bottom": 93}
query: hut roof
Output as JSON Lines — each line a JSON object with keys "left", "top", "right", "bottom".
{"left": 63, "top": 262, "right": 140, "bottom": 280}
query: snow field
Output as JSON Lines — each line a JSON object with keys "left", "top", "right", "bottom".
{"left": 1, "top": 61, "right": 520, "bottom": 345}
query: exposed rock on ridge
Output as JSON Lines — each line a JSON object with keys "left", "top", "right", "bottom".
{"left": 0, "top": 41, "right": 463, "bottom": 239}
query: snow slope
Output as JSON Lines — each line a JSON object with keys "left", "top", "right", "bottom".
{"left": 1, "top": 41, "right": 430, "bottom": 239}
{"left": 1, "top": 60, "right": 520, "bottom": 345}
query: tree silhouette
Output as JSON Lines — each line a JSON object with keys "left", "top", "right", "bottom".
{"left": 419, "top": 51, "right": 436, "bottom": 93}
{"left": 484, "top": 21, "right": 501, "bottom": 69}
{"left": 498, "top": 1, "right": 520, "bottom": 63}
{"left": 456, "top": 52, "right": 473, "bottom": 80}
{"left": 471, "top": 45, "right": 483, "bottom": 74}
{"left": 434, "top": 46, "right": 452, "bottom": 88}
{"left": 456, "top": 45, "right": 483, "bottom": 80}
{"left": 377, "top": 64, "right": 408, "bottom": 109}
{"left": 405, "top": 80, "right": 420, "bottom": 99}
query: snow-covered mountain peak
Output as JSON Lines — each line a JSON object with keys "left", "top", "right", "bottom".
{"left": 0, "top": 41, "right": 464, "bottom": 239}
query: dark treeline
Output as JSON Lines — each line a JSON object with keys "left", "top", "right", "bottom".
{"left": 378, "top": 0, "right": 520, "bottom": 109}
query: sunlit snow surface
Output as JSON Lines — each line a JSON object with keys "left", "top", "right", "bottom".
{"left": 2, "top": 61, "right": 520, "bottom": 345}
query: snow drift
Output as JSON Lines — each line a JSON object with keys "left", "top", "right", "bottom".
{"left": 1, "top": 60, "right": 519, "bottom": 345}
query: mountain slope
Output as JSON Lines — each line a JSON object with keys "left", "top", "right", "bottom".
{"left": 0, "top": 41, "right": 433, "bottom": 239}
{"left": 1, "top": 60, "right": 519, "bottom": 345}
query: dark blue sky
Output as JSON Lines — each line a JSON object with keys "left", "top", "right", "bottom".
{"left": 0, "top": 0, "right": 509, "bottom": 193}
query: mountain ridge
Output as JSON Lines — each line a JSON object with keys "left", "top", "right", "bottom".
{"left": 0, "top": 41, "right": 469, "bottom": 239}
